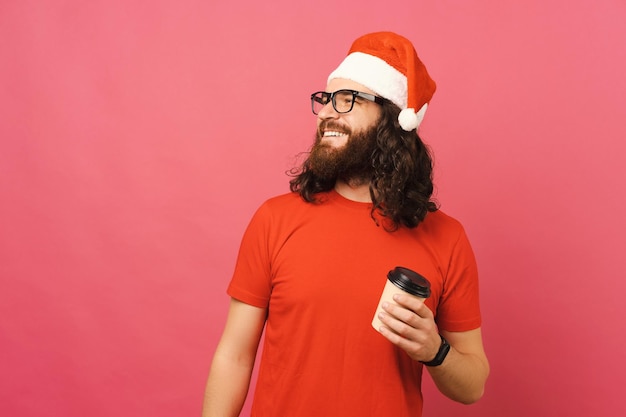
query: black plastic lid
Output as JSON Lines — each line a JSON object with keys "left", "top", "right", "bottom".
{"left": 387, "top": 266, "right": 431, "bottom": 298}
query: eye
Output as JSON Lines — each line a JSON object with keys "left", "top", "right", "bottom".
{"left": 335, "top": 91, "right": 353, "bottom": 106}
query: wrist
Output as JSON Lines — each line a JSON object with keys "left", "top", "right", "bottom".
{"left": 420, "top": 334, "right": 450, "bottom": 367}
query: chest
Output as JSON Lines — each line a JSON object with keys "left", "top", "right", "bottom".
{"left": 268, "top": 209, "right": 447, "bottom": 321}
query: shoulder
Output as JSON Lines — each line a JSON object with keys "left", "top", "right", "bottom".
{"left": 263, "top": 191, "right": 303, "bottom": 208}
{"left": 415, "top": 209, "right": 473, "bottom": 252}
{"left": 238, "top": 193, "right": 306, "bottom": 251}
{"left": 255, "top": 192, "right": 307, "bottom": 217}
{"left": 421, "top": 209, "right": 465, "bottom": 235}
{"left": 249, "top": 191, "right": 317, "bottom": 226}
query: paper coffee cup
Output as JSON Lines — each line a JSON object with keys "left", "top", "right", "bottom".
{"left": 372, "top": 266, "right": 431, "bottom": 331}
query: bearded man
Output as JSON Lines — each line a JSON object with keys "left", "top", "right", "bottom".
{"left": 203, "top": 31, "right": 489, "bottom": 417}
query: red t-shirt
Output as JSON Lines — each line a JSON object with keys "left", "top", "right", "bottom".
{"left": 228, "top": 191, "right": 482, "bottom": 417}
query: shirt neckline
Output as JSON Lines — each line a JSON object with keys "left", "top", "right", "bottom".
{"left": 326, "top": 189, "right": 373, "bottom": 210}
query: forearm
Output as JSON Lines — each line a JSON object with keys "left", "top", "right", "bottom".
{"left": 426, "top": 335, "right": 489, "bottom": 404}
{"left": 202, "top": 353, "right": 255, "bottom": 417}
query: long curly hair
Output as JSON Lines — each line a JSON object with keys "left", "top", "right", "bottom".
{"left": 289, "top": 100, "right": 438, "bottom": 231}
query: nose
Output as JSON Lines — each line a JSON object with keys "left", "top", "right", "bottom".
{"left": 316, "top": 100, "right": 339, "bottom": 120}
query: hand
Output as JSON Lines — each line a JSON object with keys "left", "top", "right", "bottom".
{"left": 376, "top": 293, "right": 442, "bottom": 363}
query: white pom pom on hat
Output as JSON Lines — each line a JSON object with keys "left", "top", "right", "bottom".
{"left": 328, "top": 32, "right": 436, "bottom": 132}
{"left": 398, "top": 105, "right": 427, "bottom": 131}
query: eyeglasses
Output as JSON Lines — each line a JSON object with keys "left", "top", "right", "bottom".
{"left": 310, "top": 89, "right": 385, "bottom": 115}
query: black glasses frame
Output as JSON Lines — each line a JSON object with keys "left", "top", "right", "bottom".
{"left": 310, "top": 89, "right": 385, "bottom": 115}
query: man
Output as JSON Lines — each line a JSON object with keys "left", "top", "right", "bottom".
{"left": 203, "top": 31, "right": 489, "bottom": 417}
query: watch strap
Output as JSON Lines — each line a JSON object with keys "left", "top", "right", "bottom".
{"left": 421, "top": 334, "right": 450, "bottom": 367}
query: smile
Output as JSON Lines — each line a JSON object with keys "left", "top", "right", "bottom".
{"left": 323, "top": 131, "right": 348, "bottom": 137}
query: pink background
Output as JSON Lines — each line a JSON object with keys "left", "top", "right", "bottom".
{"left": 1, "top": 1, "right": 625, "bottom": 416}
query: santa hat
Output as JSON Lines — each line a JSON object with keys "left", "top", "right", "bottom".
{"left": 328, "top": 31, "right": 436, "bottom": 131}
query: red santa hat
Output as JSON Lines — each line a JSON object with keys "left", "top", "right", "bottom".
{"left": 328, "top": 31, "right": 436, "bottom": 131}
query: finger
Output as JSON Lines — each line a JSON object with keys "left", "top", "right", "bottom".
{"left": 377, "top": 319, "right": 431, "bottom": 361}
{"left": 377, "top": 311, "right": 442, "bottom": 362}
{"left": 381, "top": 301, "right": 423, "bottom": 329}
{"left": 380, "top": 302, "right": 438, "bottom": 341}
{"left": 378, "top": 309, "right": 435, "bottom": 347}
{"left": 392, "top": 294, "right": 434, "bottom": 319}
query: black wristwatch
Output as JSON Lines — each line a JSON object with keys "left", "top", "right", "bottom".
{"left": 420, "top": 334, "right": 450, "bottom": 367}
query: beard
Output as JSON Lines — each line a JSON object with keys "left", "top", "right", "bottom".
{"left": 307, "top": 121, "right": 378, "bottom": 184}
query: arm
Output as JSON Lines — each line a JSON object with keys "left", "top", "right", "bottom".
{"left": 202, "top": 298, "right": 267, "bottom": 417}
{"left": 377, "top": 294, "right": 489, "bottom": 404}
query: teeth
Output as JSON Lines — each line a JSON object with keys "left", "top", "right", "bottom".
{"left": 323, "top": 131, "right": 347, "bottom": 137}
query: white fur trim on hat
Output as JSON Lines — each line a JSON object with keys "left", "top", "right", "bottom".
{"left": 327, "top": 52, "right": 407, "bottom": 109}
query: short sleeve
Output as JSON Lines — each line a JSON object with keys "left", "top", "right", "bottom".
{"left": 227, "top": 202, "right": 274, "bottom": 308}
{"left": 435, "top": 226, "right": 482, "bottom": 332}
